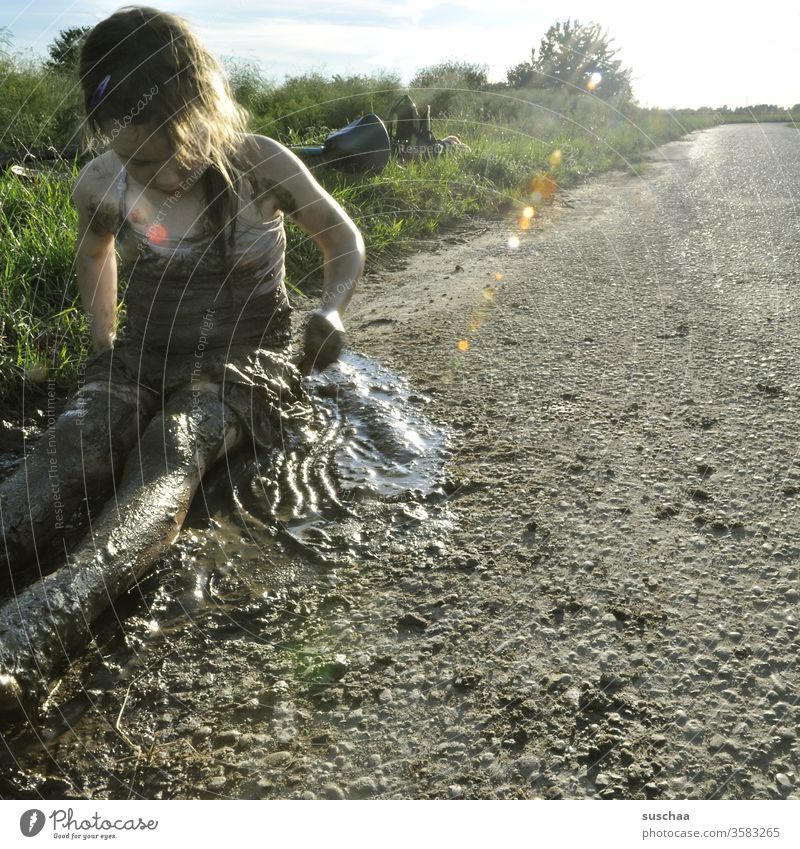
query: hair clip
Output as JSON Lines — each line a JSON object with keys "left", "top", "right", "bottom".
{"left": 90, "top": 74, "right": 112, "bottom": 109}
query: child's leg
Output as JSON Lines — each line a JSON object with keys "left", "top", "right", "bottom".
{"left": 0, "top": 382, "right": 243, "bottom": 715}
{"left": 0, "top": 380, "right": 159, "bottom": 575}
{"left": 89, "top": 380, "right": 243, "bottom": 563}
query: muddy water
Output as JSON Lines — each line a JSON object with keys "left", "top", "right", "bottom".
{"left": 0, "top": 352, "right": 451, "bottom": 796}
{"left": 131, "top": 350, "right": 451, "bottom": 623}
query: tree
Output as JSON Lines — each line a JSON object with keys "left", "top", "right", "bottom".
{"left": 506, "top": 52, "right": 535, "bottom": 88}
{"left": 509, "top": 19, "right": 632, "bottom": 101}
{"left": 45, "top": 26, "right": 91, "bottom": 73}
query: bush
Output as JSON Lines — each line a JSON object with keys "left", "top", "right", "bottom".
{"left": 410, "top": 61, "right": 488, "bottom": 91}
{"left": 408, "top": 61, "right": 492, "bottom": 119}
{"left": 249, "top": 72, "right": 403, "bottom": 140}
{"left": 0, "top": 55, "right": 83, "bottom": 155}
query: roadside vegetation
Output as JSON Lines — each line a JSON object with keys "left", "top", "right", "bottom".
{"left": 0, "top": 20, "right": 794, "bottom": 398}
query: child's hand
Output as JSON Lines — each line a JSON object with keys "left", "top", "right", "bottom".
{"left": 299, "top": 310, "right": 345, "bottom": 375}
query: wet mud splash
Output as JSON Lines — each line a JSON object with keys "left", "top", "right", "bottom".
{"left": 149, "top": 350, "right": 452, "bottom": 607}
{"left": 0, "top": 353, "right": 451, "bottom": 797}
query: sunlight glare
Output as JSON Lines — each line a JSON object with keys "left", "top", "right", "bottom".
{"left": 531, "top": 174, "right": 557, "bottom": 198}
{"left": 147, "top": 222, "right": 168, "bottom": 244}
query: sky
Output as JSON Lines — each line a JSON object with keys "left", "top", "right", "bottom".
{"left": 2, "top": 0, "right": 796, "bottom": 109}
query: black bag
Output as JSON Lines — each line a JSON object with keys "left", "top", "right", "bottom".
{"left": 323, "top": 113, "right": 391, "bottom": 174}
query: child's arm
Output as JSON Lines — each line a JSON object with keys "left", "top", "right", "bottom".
{"left": 248, "top": 136, "right": 366, "bottom": 372}
{"left": 71, "top": 163, "right": 119, "bottom": 352}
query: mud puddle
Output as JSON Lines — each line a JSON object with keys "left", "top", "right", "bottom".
{"left": 0, "top": 351, "right": 452, "bottom": 797}
{"left": 151, "top": 349, "right": 452, "bottom": 598}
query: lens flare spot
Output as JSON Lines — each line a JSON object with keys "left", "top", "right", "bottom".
{"left": 531, "top": 174, "right": 557, "bottom": 198}
{"left": 495, "top": 272, "right": 504, "bottom": 281}
{"left": 482, "top": 286, "right": 496, "bottom": 302}
{"left": 147, "top": 222, "right": 168, "bottom": 244}
{"left": 519, "top": 216, "right": 532, "bottom": 231}
{"left": 457, "top": 339, "right": 470, "bottom": 352}
{"left": 522, "top": 206, "right": 535, "bottom": 219}
{"left": 507, "top": 235, "right": 520, "bottom": 249}
{"left": 587, "top": 71, "right": 603, "bottom": 91}
{"left": 548, "top": 149, "right": 563, "bottom": 169}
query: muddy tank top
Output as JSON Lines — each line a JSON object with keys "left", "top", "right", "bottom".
{"left": 114, "top": 166, "right": 292, "bottom": 355}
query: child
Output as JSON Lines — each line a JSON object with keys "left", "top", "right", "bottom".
{"left": 0, "top": 5, "right": 364, "bottom": 713}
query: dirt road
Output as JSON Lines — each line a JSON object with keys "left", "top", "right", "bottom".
{"left": 2, "top": 123, "right": 798, "bottom": 800}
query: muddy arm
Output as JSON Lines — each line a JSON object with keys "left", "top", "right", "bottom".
{"left": 72, "top": 161, "right": 119, "bottom": 351}
{"left": 247, "top": 135, "right": 365, "bottom": 316}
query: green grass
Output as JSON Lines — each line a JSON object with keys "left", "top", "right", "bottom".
{"left": 0, "top": 163, "right": 87, "bottom": 394}
{"left": 0, "top": 60, "right": 728, "bottom": 399}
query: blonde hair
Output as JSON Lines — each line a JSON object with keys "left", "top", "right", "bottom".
{"left": 79, "top": 5, "right": 250, "bottom": 258}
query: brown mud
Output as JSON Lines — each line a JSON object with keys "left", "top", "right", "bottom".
{"left": 1, "top": 123, "right": 798, "bottom": 800}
